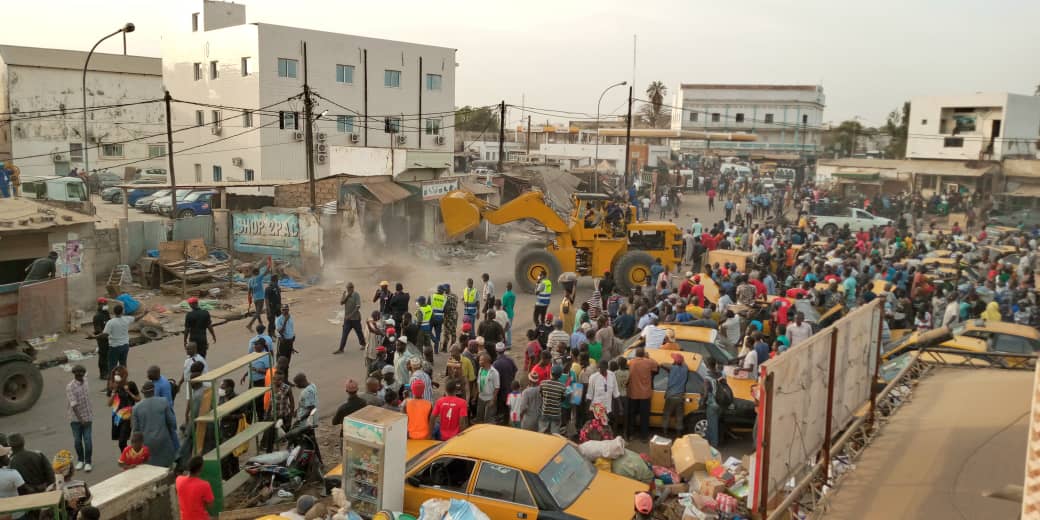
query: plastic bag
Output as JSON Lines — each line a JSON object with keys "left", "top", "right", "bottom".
{"left": 578, "top": 436, "right": 626, "bottom": 460}
{"left": 116, "top": 293, "right": 141, "bottom": 315}
{"left": 232, "top": 416, "right": 250, "bottom": 457}
{"left": 611, "top": 449, "right": 654, "bottom": 483}
{"left": 418, "top": 498, "right": 490, "bottom": 520}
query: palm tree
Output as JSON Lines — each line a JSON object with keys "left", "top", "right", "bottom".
{"left": 645, "top": 81, "right": 668, "bottom": 128}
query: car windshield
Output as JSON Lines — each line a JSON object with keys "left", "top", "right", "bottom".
{"left": 185, "top": 191, "right": 209, "bottom": 201}
{"left": 678, "top": 339, "right": 732, "bottom": 362}
{"left": 149, "top": 189, "right": 171, "bottom": 198}
{"left": 538, "top": 444, "right": 595, "bottom": 509}
{"left": 950, "top": 324, "right": 967, "bottom": 336}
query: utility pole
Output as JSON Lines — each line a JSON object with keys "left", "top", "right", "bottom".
{"left": 623, "top": 85, "right": 633, "bottom": 190}
{"left": 526, "top": 116, "right": 531, "bottom": 156}
{"left": 164, "top": 91, "right": 177, "bottom": 224}
{"left": 302, "top": 42, "right": 317, "bottom": 212}
{"left": 498, "top": 100, "right": 506, "bottom": 174}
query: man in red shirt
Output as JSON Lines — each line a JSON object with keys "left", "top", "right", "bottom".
{"left": 749, "top": 275, "right": 767, "bottom": 298}
{"left": 678, "top": 273, "right": 694, "bottom": 299}
{"left": 706, "top": 188, "right": 717, "bottom": 211}
{"left": 689, "top": 276, "right": 706, "bottom": 307}
{"left": 700, "top": 232, "right": 716, "bottom": 251}
{"left": 176, "top": 456, "right": 214, "bottom": 520}
{"left": 431, "top": 380, "right": 469, "bottom": 440}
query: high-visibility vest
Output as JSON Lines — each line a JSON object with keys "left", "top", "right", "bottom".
{"left": 463, "top": 287, "right": 478, "bottom": 313}
{"left": 419, "top": 304, "right": 433, "bottom": 325}
{"left": 536, "top": 279, "right": 552, "bottom": 306}
{"left": 431, "top": 293, "right": 446, "bottom": 317}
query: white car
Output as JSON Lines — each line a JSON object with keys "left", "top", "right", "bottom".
{"left": 811, "top": 207, "right": 892, "bottom": 235}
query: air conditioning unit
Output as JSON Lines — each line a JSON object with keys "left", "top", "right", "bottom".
{"left": 52, "top": 153, "right": 65, "bottom": 162}
{"left": 434, "top": 135, "right": 446, "bottom": 145}
{"left": 316, "top": 132, "right": 327, "bottom": 142}
{"left": 349, "top": 133, "right": 360, "bottom": 144}
{"left": 231, "top": 157, "right": 243, "bottom": 167}
{"left": 293, "top": 131, "right": 304, "bottom": 141}
{"left": 316, "top": 143, "right": 328, "bottom": 154}
{"left": 396, "top": 135, "right": 407, "bottom": 145}
{"left": 316, "top": 153, "right": 327, "bottom": 164}
{"left": 211, "top": 126, "right": 222, "bottom": 135}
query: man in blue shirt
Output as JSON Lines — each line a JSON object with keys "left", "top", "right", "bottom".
{"left": 274, "top": 304, "right": 297, "bottom": 368}
{"left": 146, "top": 365, "right": 175, "bottom": 409}
{"left": 753, "top": 333, "right": 771, "bottom": 366}
{"left": 246, "top": 268, "right": 266, "bottom": 330}
{"left": 660, "top": 353, "right": 689, "bottom": 437}
{"left": 249, "top": 324, "right": 273, "bottom": 353}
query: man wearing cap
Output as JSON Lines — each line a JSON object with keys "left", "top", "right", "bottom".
{"left": 408, "top": 357, "right": 434, "bottom": 402}
{"left": 678, "top": 272, "right": 694, "bottom": 298}
{"left": 690, "top": 275, "right": 706, "bottom": 307}
{"left": 183, "top": 297, "right": 216, "bottom": 358}
{"left": 516, "top": 371, "right": 542, "bottom": 431}
{"left": 533, "top": 271, "right": 552, "bottom": 326}
{"left": 91, "top": 298, "right": 111, "bottom": 380}
{"left": 440, "top": 284, "right": 459, "bottom": 354}
{"left": 429, "top": 285, "right": 447, "bottom": 351}
{"left": 66, "top": 365, "right": 93, "bottom": 472}
{"left": 275, "top": 304, "right": 297, "bottom": 366}
{"left": 332, "top": 379, "right": 367, "bottom": 428}
{"left": 373, "top": 280, "right": 392, "bottom": 316}
{"left": 278, "top": 494, "right": 317, "bottom": 520}
{"left": 335, "top": 282, "right": 366, "bottom": 355}
{"left": 660, "top": 352, "right": 689, "bottom": 437}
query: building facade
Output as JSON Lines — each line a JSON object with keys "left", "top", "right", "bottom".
{"left": 670, "top": 84, "right": 825, "bottom": 154}
{"left": 162, "top": 0, "right": 456, "bottom": 186}
{"left": 906, "top": 92, "right": 1040, "bottom": 161}
{"left": 0, "top": 45, "right": 166, "bottom": 180}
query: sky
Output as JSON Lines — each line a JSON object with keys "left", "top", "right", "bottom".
{"left": 5, "top": 0, "right": 1039, "bottom": 128}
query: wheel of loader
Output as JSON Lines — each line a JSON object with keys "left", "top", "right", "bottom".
{"left": 614, "top": 250, "right": 655, "bottom": 292}
{"left": 0, "top": 358, "right": 43, "bottom": 415}
{"left": 514, "top": 248, "right": 562, "bottom": 294}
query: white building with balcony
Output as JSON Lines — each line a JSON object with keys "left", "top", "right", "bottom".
{"left": 162, "top": 0, "right": 456, "bottom": 186}
{"left": 0, "top": 45, "right": 166, "bottom": 179}
{"left": 670, "top": 84, "right": 825, "bottom": 155}
{"left": 906, "top": 92, "right": 1040, "bottom": 161}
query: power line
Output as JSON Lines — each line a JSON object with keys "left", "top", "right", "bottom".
{"left": 0, "top": 99, "right": 163, "bottom": 125}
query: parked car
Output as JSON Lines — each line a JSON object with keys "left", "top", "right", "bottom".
{"left": 623, "top": 348, "right": 757, "bottom": 437}
{"left": 19, "top": 176, "right": 88, "bottom": 202}
{"left": 125, "top": 187, "right": 163, "bottom": 207}
{"left": 91, "top": 171, "right": 124, "bottom": 190}
{"left": 101, "top": 178, "right": 162, "bottom": 203}
{"left": 810, "top": 207, "right": 892, "bottom": 235}
{"left": 133, "top": 189, "right": 171, "bottom": 211}
{"left": 881, "top": 320, "right": 1039, "bottom": 374}
{"left": 158, "top": 190, "right": 215, "bottom": 217}
{"left": 624, "top": 324, "right": 733, "bottom": 364}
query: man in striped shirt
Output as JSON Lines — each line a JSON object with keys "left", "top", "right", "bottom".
{"left": 538, "top": 365, "right": 567, "bottom": 435}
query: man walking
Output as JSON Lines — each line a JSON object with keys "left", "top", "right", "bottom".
{"left": 265, "top": 274, "right": 282, "bottom": 328}
{"left": 184, "top": 297, "right": 216, "bottom": 358}
{"left": 92, "top": 298, "right": 110, "bottom": 380}
{"left": 335, "top": 282, "right": 366, "bottom": 354}
{"left": 462, "top": 278, "right": 479, "bottom": 323}
{"left": 501, "top": 282, "right": 516, "bottom": 348}
{"left": 245, "top": 267, "right": 266, "bottom": 331}
{"left": 94, "top": 304, "right": 134, "bottom": 370}
{"left": 476, "top": 353, "right": 499, "bottom": 424}
{"left": 480, "top": 273, "right": 495, "bottom": 316}
{"left": 66, "top": 365, "right": 93, "bottom": 472}
{"left": 707, "top": 187, "right": 716, "bottom": 212}
{"left": 132, "top": 381, "right": 179, "bottom": 468}
{"left": 533, "top": 271, "right": 551, "bottom": 327}
{"left": 440, "top": 284, "right": 459, "bottom": 354}
{"left": 538, "top": 366, "right": 566, "bottom": 434}
{"left": 430, "top": 285, "right": 447, "bottom": 351}
{"left": 176, "top": 456, "right": 214, "bottom": 520}
{"left": 275, "top": 305, "right": 298, "bottom": 367}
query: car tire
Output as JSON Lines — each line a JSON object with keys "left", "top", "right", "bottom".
{"left": 178, "top": 209, "right": 195, "bottom": 218}
{"left": 822, "top": 223, "right": 838, "bottom": 236}
{"left": 685, "top": 413, "right": 708, "bottom": 438}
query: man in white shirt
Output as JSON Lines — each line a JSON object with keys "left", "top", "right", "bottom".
{"left": 586, "top": 360, "right": 619, "bottom": 414}
{"left": 95, "top": 304, "right": 135, "bottom": 370}
{"left": 480, "top": 273, "right": 496, "bottom": 315}
{"left": 787, "top": 312, "right": 813, "bottom": 347}
{"left": 180, "top": 342, "right": 209, "bottom": 388}
{"left": 641, "top": 318, "right": 668, "bottom": 349}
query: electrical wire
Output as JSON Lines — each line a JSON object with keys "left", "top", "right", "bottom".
{"left": 0, "top": 99, "right": 163, "bottom": 123}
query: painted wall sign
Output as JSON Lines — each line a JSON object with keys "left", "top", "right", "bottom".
{"left": 231, "top": 212, "right": 301, "bottom": 257}
{"left": 421, "top": 179, "right": 459, "bottom": 200}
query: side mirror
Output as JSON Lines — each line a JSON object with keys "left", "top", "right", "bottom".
{"left": 406, "top": 476, "right": 421, "bottom": 487}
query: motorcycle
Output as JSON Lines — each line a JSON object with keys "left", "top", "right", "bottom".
{"left": 243, "top": 409, "right": 324, "bottom": 499}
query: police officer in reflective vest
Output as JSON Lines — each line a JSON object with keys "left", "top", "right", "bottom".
{"left": 417, "top": 296, "right": 433, "bottom": 341}
{"left": 462, "top": 278, "right": 479, "bottom": 323}
{"left": 534, "top": 271, "right": 552, "bottom": 326}
{"left": 430, "top": 285, "right": 447, "bottom": 352}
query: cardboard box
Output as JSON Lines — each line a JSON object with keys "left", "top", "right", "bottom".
{"left": 671, "top": 434, "right": 714, "bottom": 480}
{"left": 649, "top": 435, "right": 674, "bottom": 468}
{"left": 698, "top": 477, "right": 727, "bottom": 498}
{"left": 682, "top": 505, "right": 709, "bottom": 520}
{"left": 692, "top": 493, "right": 718, "bottom": 512}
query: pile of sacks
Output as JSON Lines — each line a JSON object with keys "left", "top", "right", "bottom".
{"left": 577, "top": 437, "right": 654, "bottom": 483}
{"left": 648, "top": 434, "right": 753, "bottom": 519}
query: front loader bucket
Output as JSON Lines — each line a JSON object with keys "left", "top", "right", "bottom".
{"left": 440, "top": 191, "right": 482, "bottom": 238}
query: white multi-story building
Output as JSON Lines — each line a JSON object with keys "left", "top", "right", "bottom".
{"left": 671, "top": 84, "right": 825, "bottom": 154}
{"left": 162, "top": 0, "right": 456, "bottom": 185}
{"left": 0, "top": 45, "right": 166, "bottom": 179}
{"left": 906, "top": 92, "right": 1040, "bottom": 161}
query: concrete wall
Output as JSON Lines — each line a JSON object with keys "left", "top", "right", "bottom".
{"left": 230, "top": 209, "right": 321, "bottom": 273}
{"left": 0, "top": 63, "right": 165, "bottom": 178}
{"left": 1002, "top": 94, "right": 1040, "bottom": 159}
{"left": 274, "top": 177, "right": 342, "bottom": 208}
{"left": 907, "top": 92, "right": 1040, "bottom": 161}
{"left": 327, "top": 146, "right": 407, "bottom": 177}
{"left": 93, "top": 226, "right": 122, "bottom": 283}
{"left": 52, "top": 222, "right": 98, "bottom": 314}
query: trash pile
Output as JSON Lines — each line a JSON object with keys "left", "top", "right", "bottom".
{"left": 413, "top": 240, "right": 499, "bottom": 263}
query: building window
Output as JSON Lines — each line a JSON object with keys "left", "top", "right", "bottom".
{"left": 802, "top": 114, "right": 809, "bottom": 125}
{"left": 211, "top": 110, "right": 221, "bottom": 128}
{"left": 193, "top": 62, "right": 202, "bottom": 81}
{"left": 210, "top": 61, "right": 218, "bottom": 79}
{"left": 212, "top": 165, "right": 222, "bottom": 181}
{"left": 735, "top": 113, "right": 745, "bottom": 123}
{"left": 277, "top": 58, "right": 298, "bottom": 78}
{"left": 336, "top": 64, "right": 354, "bottom": 84}
{"left": 384, "top": 69, "right": 401, "bottom": 88}
{"left": 194, "top": 163, "right": 202, "bottom": 182}
{"left": 195, "top": 110, "right": 205, "bottom": 127}
{"left": 944, "top": 137, "right": 964, "bottom": 148}
{"left": 148, "top": 144, "right": 166, "bottom": 158}
{"left": 242, "top": 110, "right": 253, "bottom": 128}
{"left": 69, "top": 143, "right": 83, "bottom": 161}
{"left": 280, "top": 111, "right": 298, "bottom": 130}
{"left": 764, "top": 113, "right": 774, "bottom": 124}
{"left": 385, "top": 117, "right": 401, "bottom": 133}
{"left": 426, "top": 74, "right": 442, "bottom": 91}
{"left": 191, "top": 12, "right": 199, "bottom": 32}
{"left": 921, "top": 119, "right": 928, "bottom": 125}
{"left": 244, "top": 169, "right": 254, "bottom": 181}
{"left": 425, "top": 118, "right": 441, "bottom": 135}
{"left": 711, "top": 113, "right": 720, "bottom": 123}
{"left": 336, "top": 115, "right": 355, "bottom": 133}
{"left": 241, "top": 57, "right": 251, "bottom": 76}
{"left": 101, "top": 144, "right": 123, "bottom": 158}
{"left": 688, "top": 112, "right": 698, "bottom": 122}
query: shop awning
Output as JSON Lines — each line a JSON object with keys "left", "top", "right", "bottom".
{"left": 461, "top": 181, "right": 498, "bottom": 196}
{"left": 341, "top": 180, "right": 411, "bottom": 204}
{"left": 832, "top": 171, "right": 880, "bottom": 181}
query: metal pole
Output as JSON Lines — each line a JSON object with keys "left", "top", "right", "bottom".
{"left": 821, "top": 329, "right": 838, "bottom": 480}
{"left": 526, "top": 116, "right": 531, "bottom": 156}
{"left": 757, "top": 371, "right": 775, "bottom": 517}
{"left": 82, "top": 29, "right": 121, "bottom": 177}
{"left": 869, "top": 300, "right": 884, "bottom": 425}
{"left": 303, "top": 42, "right": 316, "bottom": 212}
{"left": 164, "top": 91, "right": 177, "bottom": 223}
{"left": 595, "top": 81, "right": 626, "bottom": 193}
{"left": 623, "top": 85, "right": 633, "bottom": 191}
{"left": 497, "top": 100, "right": 505, "bottom": 174}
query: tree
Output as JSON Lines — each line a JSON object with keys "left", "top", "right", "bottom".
{"left": 642, "top": 81, "right": 670, "bottom": 128}
{"left": 883, "top": 101, "right": 910, "bottom": 158}
{"left": 823, "top": 120, "right": 864, "bottom": 157}
{"left": 454, "top": 106, "right": 499, "bottom": 133}
{"left": 638, "top": 103, "right": 671, "bottom": 128}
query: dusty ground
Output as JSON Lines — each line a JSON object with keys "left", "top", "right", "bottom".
{"left": 821, "top": 367, "right": 1031, "bottom": 519}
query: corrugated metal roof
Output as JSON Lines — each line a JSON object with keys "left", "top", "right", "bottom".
{"left": 818, "top": 158, "right": 998, "bottom": 177}
{"left": 0, "top": 45, "right": 160, "bottom": 75}
{"left": 363, "top": 181, "right": 412, "bottom": 204}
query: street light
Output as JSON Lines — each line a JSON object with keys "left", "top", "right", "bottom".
{"left": 594, "top": 80, "right": 627, "bottom": 192}
{"left": 82, "top": 23, "right": 134, "bottom": 177}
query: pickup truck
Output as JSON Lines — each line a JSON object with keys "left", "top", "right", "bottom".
{"left": 811, "top": 207, "right": 892, "bottom": 235}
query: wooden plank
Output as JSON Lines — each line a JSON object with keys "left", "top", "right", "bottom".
{"left": 218, "top": 502, "right": 291, "bottom": 520}
{"left": 0, "top": 491, "right": 63, "bottom": 514}
{"left": 222, "top": 470, "right": 252, "bottom": 498}
{"left": 193, "top": 352, "right": 267, "bottom": 383}
{"left": 204, "top": 421, "right": 273, "bottom": 461}
{"left": 194, "top": 386, "right": 269, "bottom": 423}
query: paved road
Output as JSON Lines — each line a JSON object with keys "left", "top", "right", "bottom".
{"left": 92, "top": 194, "right": 166, "bottom": 224}
{"left": 11, "top": 185, "right": 733, "bottom": 485}
{"left": 823, "top": 368, "right": 1031, "bottom": 519}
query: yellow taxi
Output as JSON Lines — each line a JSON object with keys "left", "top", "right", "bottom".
{"left": 881, "top": 320, "right": 1039, "bottom": 371}
{"left": 624, "top": 324, "right": 732, "bottom": 363}
{"left": 622, "top": 348, "right": 757, "bottom": 435}
{"left": 399, "top": 425, "right": 648, "bottom": 519}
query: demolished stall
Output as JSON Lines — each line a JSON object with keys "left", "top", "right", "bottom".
{"left": 230, "top": 208, "right": 322, "bottom": 275}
